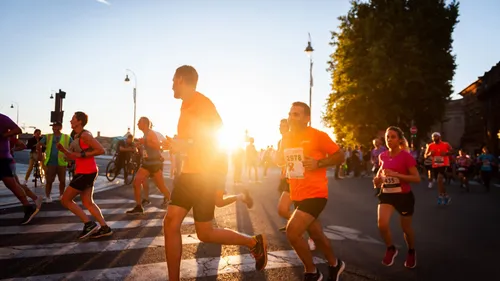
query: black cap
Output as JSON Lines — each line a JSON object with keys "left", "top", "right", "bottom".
{"left": 50, "top": 122, "right": 62, "bottom": 127}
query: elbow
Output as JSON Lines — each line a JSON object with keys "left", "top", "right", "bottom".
{"left": 95, "top": 148, "right": 105, "bottom": 156}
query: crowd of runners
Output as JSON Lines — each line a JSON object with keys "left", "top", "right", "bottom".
{"left": 0, "top": 64, "right": 498, "bottom": 281}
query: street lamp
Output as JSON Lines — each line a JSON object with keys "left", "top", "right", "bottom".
{"left": 124, "top": 69, "right": 137, "bottom": 138}
{"left": 10, "top": 102, "right": 19, "bottom": 124}
{"left": 304, "top": 33, "right": 314, "bottom": 124}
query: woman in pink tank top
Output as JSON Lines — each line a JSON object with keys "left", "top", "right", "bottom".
{"left": 373, "top": 126, "right": 421, "bottom": 269}
{"left": 56, "top": 112, "right": 113, "bottom": 239}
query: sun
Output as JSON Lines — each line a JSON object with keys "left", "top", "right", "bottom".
{"left": 217, "top": 127, "right": 243, "bottom": 151}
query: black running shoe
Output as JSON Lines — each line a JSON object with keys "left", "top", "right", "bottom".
{"left": 90, "top": 225, "right": 113, "bottom": 239}
{"left": 250, "top": 234, "right": 268, "bottom": 271}
{"left": 304, "top": 270, "right": 323, "bottom": 281}
{"left": 242, "top": 189, "right": 253, "bottom": 209}
{"left": 126, "top": 205, "right": 144, "bottom": 214}
{"left": 78, "top": 221, "right": 98, "bottom": 239}
{"left": 21, "top": 205, "right": 39, "bottom": 225}
{"left": 328, "top": 259, "right": 346, "bottom": 281}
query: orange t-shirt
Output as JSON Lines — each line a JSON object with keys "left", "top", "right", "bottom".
{"left": 280, "top": 127, "right": 340, "bottom": 201}
{"left": 177, "top": 92, "right": 222, "bottom": 174}
{"left": 428, "top": 141, "right": 451, "bottom": 168}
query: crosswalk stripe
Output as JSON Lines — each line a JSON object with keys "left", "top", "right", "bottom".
{"left": 0, "top": 234, "right": 201, "bottom": 260}
{"left": 0, "top": 218, "right": 194, "bottom": 235}
{"left": 0, "top": 207, "right": 164, "bottom": 219}
{"left": 2, "top": 250, "right": 326, "bottom": 280}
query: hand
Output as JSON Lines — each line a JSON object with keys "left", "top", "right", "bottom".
{"left": 56, "top": 143, "right": 65, "bottom": 152}
{"left": 302, "top": 156, "right": 318, "bottom": 171}
{"left": 373, "top": 177, "right": 383, "bottom": 188}
{"left": 382, "top": 169, "right": 399, "bottom": 178}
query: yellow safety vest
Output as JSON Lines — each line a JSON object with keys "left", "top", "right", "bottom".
{"left": 44, "top": 134, "right": 71, "bottom": 166}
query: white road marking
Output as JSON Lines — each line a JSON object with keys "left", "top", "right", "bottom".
{"left": 0, "top": 206, "right": 162, "bottom": 219}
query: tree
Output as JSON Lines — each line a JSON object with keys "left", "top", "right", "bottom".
{"left": 323, "top": 0, "right": 459, "bottom": 148}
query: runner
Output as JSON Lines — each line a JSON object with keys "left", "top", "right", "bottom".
{"left": 277, "top": 102, "right": 345, "bottom": 281}
{"left": 57, "top": 111, "right": 113, "bottom": 239}
{"left": 9, "top": 133, "right": 43, "bottom": 209}
{"left": 38, "top": 121, "right": 72, "bottom": 202}
{"left": 213, "top": 149, "right": 253, "bottom": 209}
{"left": 371, "top": 138, "right": 387, "bottom": 195}
{"left": 425, "top": 132, "right": 453, "bottom": 205}
{"left": 126, "top": 117, "right": 171, "bottom": 214}
{"left": 276, "top": 118, "right": 316, "bottom": 250}
{"left": 477, "top": 146, "right": 496, "bottom": 192}
{"left": 422, "top": 145, "right": 434, "bottom": 188}
{"left": 163, "top": 65, "right": 267, "bottom": 281}
{"left": 0, "top": 114, "right": 39, "bottom": 225}
{"left": 373, "top": 126, "right": 419, "bottom": 268}
{"left": 456, "top": 149, "right": 472, "bottom": 192}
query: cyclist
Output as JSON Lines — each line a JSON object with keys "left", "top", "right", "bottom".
{"left": 23, "top": 129, "right": 46, "bottom": 185}
{"left": 114, "top": 134, "right": 136, "bottom": 183}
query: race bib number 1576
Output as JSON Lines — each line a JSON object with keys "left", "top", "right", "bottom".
{"left": 284, "top": 148, "right": 305, "bottom": 179}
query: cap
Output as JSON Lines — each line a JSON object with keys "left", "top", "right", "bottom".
{"left": 431, "top": 132, "right": 441, "bottom": 137}
{"left": 50, "top": 121, "right": 63, "bottom": 127}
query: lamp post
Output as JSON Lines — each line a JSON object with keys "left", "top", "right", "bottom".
{"left": 10, "top": 102, "right": 19, "bottom": 124}
{"left": 304, "top": 33, "right": 314, "bottom": 124}
{"left": 124, "top": 69, "right": 137, "bottom": 138}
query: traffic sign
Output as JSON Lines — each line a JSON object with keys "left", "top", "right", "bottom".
{"left": 410, "top": 126, "right": 418, "bottom": 134}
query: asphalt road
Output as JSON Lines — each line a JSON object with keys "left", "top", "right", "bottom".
{"left": 1, "top": 166, "right": 499, "bottom": 280}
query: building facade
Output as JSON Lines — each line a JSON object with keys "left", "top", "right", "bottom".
{"left": 430, "top": 98, "right": 465, "bottom": 149}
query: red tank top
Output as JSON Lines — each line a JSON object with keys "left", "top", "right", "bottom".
{"left": 75, "top": 132, "right": 98, "bottom": 174}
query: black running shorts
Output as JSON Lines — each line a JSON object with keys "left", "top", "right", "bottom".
{"left": 0, "top": 158, "right": 14, "bottom": 180}
{"left": 293, "top": 198, "right": 328, "bottom": 219}
{"left": 278, "top": 178, "right": 290, "bottom": 193}
{"left": 170, "top": 173, "right": 216, "bottom": 222}
{"left": 432, "top": 166, "right": 448, "bottom": 179}
{"left": 378, "top": 191, "right": 415, "bottom": 216}
{"left": 141, "top": 163, "right": 163, "bottom": 175}
{"left": 70, "top": 173, "right": 98, "bottom": 191}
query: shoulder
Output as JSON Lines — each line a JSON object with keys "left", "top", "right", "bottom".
{"left": 80, "top": 130, "right": 93, "bottom": 140}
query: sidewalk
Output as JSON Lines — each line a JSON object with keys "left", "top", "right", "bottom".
{"left": 0, "top": 163, "right": 124, "bottom": 208}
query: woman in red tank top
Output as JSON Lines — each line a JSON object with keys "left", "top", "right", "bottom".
{"left": 56, "top": 112, "right": 113, "bottom": 239}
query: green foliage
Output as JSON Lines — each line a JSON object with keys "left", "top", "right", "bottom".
{"left": 323, "top": 0, "right": 459, "bottom": 148}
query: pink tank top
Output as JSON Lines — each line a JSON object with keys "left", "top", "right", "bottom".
{"left": 75, "top": 132, "right": 98, "bottom": 174}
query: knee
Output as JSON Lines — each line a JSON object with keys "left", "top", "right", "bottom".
{"left": 278, "top": 205, "right": 289, "bottom": 219}
{"left": 61, "top": 196, "right": 72, "bottom": 208}
{"left": 163, "top": 214, "right": 181, "bottom": 234}
{"left": 196, "top": 229, "right": 213, "bottom": 243}
{"left": 377, "top": 219, "right": 390, "bottom": 231}
{"left": 286, "top": 227, "right": 302, "bottom": 243}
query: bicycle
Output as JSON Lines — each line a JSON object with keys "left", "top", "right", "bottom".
{"left": 106, "top": 154, "right": 139, "bottom": 185}
{"left": 32, "top": 161, "right": 45, "bottom": 188}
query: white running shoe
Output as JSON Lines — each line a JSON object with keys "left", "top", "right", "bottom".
{"left": 45, "top": 196, "right": 53, "bottom": 203}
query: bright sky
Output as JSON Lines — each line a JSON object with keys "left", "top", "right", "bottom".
{"left": 1, "top": 0, "right": 499, "bottom": 150}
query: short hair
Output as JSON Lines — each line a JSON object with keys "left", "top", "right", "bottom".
{"left": 140, "top": 117, "right": 153, "bottom": 129}
{"left": 175, "top": 65, "right": 198, "bottom": 87}
{"left": 34, "top": 129, "right": 41, "bottom": 134}
{"left": 74, "top": 111, "right": 88, "bottom": 127}
{"left": 127, "top": 134, "right": 133, "bottom": 139}
{"left": 292, "top": 101, "right": 311, "bottom": 117}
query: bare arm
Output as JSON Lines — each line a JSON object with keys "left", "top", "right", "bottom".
{"left": 317, "top": 149, "right": 345, "bottom": 168}
{"left": 81, "top": 132, "right": 105, "bottom": 157}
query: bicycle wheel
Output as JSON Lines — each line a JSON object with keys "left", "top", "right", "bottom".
{"left": 33, "top": 165, "right": 40, "bottom": 188}
{"left": 124, "top": 162, "right": 138, "bottom": 185}
{"left": 105, "top": 161, "right": 118, "bottom": 182}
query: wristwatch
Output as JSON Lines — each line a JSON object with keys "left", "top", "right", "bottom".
{"left": 81, "top": 151, "right": 86, "bottom": 158}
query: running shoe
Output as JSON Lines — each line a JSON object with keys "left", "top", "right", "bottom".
{"left": 21, "top": 205, "right": 39, "bottom": 225}
{"left": 78, "top": 221, "right": 98, "bottom": 239}
{"left": 126, "top": 205, "right": 144, "bottom": 214}
{"left": 382, "top": 246, "right": 398, "bottom": 266}
{"left": 304, "top": 270, "right": 323, "bottom": 281}
{"left": 404, "top": 250, "right": 417, "bottom": 268}
{"left": 328, "top": 259, "right": 345, "bottom": 281}
{"left": 250, "top": 234, "right": 268, "bottom": 271}
{"left": 91, "top": 225, "right": 113, "bottom": 239}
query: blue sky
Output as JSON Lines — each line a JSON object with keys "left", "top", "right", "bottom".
{"left": 1, "top": 0, "right": 499, "bottom": 149}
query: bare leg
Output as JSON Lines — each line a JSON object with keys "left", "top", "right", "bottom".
{"left": 377, "top": 204, "right": 395, "bottom": 246}
{"left": 400, "top": 216, "right": 415, "bottom": 250}
{"left": 3, "top": 177, "right": 30, "bottom": 205}
{"left": 307, "top": 219, "right": 338, "bottom": 266}
{"left": 133, "top": 168, "right": 149, "bottom": 206}
{"left": 151, "top": 170, "right": 171, "bottom": 199}
{"left": 81, "top": 187, "right": 107, "bottom": 226}
{"left": 286, "top": 209, "right": 316, "bottom": 273}
{"left": 163, "top": 205, "right": 189, "bottom": 281}
{"left": 61, "top": 187, "right": 91, "bottom": 223}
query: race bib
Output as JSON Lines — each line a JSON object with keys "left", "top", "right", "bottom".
{"left": 142, "top": 149, "right": 149, "bottom": 159}
{"left": 434, "top": 156, "right": 445, "bottom": 166}
{"left": 284, "top": 148, "right": 305, "bottom": 179}
{"left": 457, "top": 167, "right": 467, "bottom": 172}
{"left": 382, "top": 176, "right": 402, "bottom": 193}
